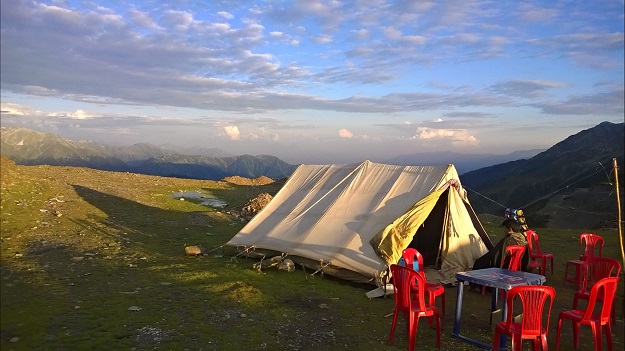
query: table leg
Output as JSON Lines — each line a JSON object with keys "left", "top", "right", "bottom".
{"left": 453, "top": 280, "right": 464, "bottom": 335}
{"left": 499, "top": 290, "right": 508, "bottom": 350}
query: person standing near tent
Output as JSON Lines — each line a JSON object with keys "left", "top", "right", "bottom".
{"left": 472, "top": 218, "right": 530, "bottom": 272}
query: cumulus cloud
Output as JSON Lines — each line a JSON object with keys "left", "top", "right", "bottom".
{"left": 338, "top": 128, "right": 353, "bottom": 138}
{"left": 1, "top": 102, "right": 36, "bottom": 115}
{"left": 218, "top": 11, "right": 234, "bottom": 19}
{"left": 415, "top": 127, "right": 479, "bottom": 146}
{"left": 223, "top": 125, "right": 241, "bottom": 140}
{"left": 67, "top": 109, "right": 93, "bottom": 119}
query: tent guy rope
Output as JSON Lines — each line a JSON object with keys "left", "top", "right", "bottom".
{"left": 464, "top": 161, "right": 615, "bottom": 212}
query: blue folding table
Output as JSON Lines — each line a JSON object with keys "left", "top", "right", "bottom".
{"left": 452, "top": 267, "right": 546, "bottom": 350}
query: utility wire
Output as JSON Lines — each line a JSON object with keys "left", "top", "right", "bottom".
{"left": 463, "top": 186, "right": 507, "bottom": 209}
{"left": 463, "top": 162, "right": 613, "bottom": 211}
{"left": 520, "top": 167, "right": 606, "bottom": 209}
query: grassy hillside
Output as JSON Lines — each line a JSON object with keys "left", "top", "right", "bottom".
{"left": 1, "top": 157, "right": 623, "bottom": 350}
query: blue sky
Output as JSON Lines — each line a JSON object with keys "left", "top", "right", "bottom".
{"left": 1, "top": 0, "right": 623, "bottom": 164}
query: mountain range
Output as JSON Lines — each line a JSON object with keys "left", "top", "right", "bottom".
{"left": 1, "top": 122, "right": 623, "bottom": 229}
{"left": 461, "top": 121, "right": 624, "bottom": 229}
{"left": 0, "top": 127, "right": 297, "bottom": 180}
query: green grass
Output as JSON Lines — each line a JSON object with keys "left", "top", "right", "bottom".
{"left": 1, "top": 161, "right": 623, "bottom": 350}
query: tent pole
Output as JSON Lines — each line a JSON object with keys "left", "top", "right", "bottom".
{"left": 613, "top": 158, "right": 625, "bottom": 319}
{"left": 613, "top": 159, "right": 624, "bottom": 254}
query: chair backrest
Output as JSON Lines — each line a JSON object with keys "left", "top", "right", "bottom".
{"left": 581, "top": 277, "right": 620, "bottom": 323}
{"left": 402, "top": 248, "right": 422, "bottom": 272}
{"left": 505, "top": 285, "right": 556, "bottom": 337}
{"left": 502, "top": 245, "right": 526, "bottom": 271}
{"left": 578, "top": 257, "right": 622, "bottom": 292}
{"left": 526, "top": 230, "right": 542, "bottom": 256}
{"left": 390, "top": 264, "right": 428, "bottom": 311}
{"left": 580, "top": 233, "right": 604, "bottom": 260}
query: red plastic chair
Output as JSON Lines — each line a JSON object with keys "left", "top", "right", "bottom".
{"left": 573, "top": 257, "right": 621, "bottom": 322}
{"left": 389, "top": 264, "right": 441, "bottom": 351}
{"left": 564, "top": 233, "right": 604, "bottom": 285}
{"left": 493, "top": 285, "right": 556, "bottom": 351}
{"left": 503, "top": 245, "right": 526, "bottom": 271}
{"left": 526, "top": 230, "right": 554, "bottom": 275}
{"left": 402, "top": 248, "right": 446, "bottom": 316}
{"left": 555, "top": 277, "right": 619, "bottom": 351}
{"left": 483, "top": 245, "right": 526, "bottom": 296}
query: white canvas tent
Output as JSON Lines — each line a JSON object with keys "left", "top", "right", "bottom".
{"left": 226, "top": 160, "right": 493, "bottom": 285}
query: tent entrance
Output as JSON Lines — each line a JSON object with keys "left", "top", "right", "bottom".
{"left": 407, "top": 188, "right": 448, "bottom": 268}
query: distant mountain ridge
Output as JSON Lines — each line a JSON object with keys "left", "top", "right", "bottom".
{"left": 0, "top": 127, "right": 297, "bottom": 180}
{"left": 2, "top": 123, "right": 623, "bottom": 229}
{"left": 385, "top": 149, "right": 545, "bottom": 174}
{"left": 461, "top": 121, "right": 624, "bottom": 229}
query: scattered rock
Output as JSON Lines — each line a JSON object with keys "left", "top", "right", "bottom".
{"left": 184, "top": 246, "right": 204, "bottom": 256}
{"left": 223, "top": 176, "right": 275, "bottom": 186}
{"left": 240, "top": 193, "right": 273, "bottom": 219}
{"left": 277, "top": 259, "right": 295, "bottom": 272}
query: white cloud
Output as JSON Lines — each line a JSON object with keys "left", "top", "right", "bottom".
{"left": 351, "top": 28, "right": 369, "bottom": 40}
{"left": 162, "top": 10, "right": 194, "bottom": 31}
{"left": 223, "top": 125, "right": 241, "bottom": 140}
{"left": 1, "top": 102, "right": 32, "bottom": 115}
{"left": 68, "top": 109, "right": 93, "bottom": 119}
{"left": 313, "top": 34, "right": 333, "bottom": 44}
{"left": 415, "top": 127, "right": 479, "bottom": 146}
{"left": 128, "top": 9, "right": 158, "bottom": 29}
{"left": 338, "top": 128, "right": 353, "bottom": 138}
{"left": 218, "top": 11, "right": 234, "bottom": 20}
{"left": 383, "top": 27, "right": 402, "bottom": 40}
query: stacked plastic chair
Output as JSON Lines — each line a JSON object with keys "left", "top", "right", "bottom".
{"left": 573, "top": 257, "right": 621, "bottom": 323}
{"left": 526, "top": 230, "right": 554, "bottom": 275}
{"left": 389, "top": 264, "right": 441, "bottom": 350}
{"left": 402, "top": 248, "right": 445, "bottom": 315}
{"left": 563, "top": 233, "right": 604, "bottom": 286}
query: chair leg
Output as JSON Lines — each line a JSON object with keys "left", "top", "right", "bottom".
{"left": 408, "top": 313, "right": 418, "bottom": 351}
{"left": 591, "top": 322, "right": 601, "bottom": 351}
{"left": 389, "top": 309, "right": 399, "bottom": 345}
{"left": 573, "top": 320, "right": 581, "bottom": 348}
{"left": 493, "top": 328, "right": 501, "bottom": 351}
{"left": 541, "top": 334, "right": 549, "bottom": 351}
{"left": 604, "top": 322, "right": 612, "bottom": 351}
{"left": 555, "top": 317, "right": 563, "bottom": 351}
{"left": 512, "top": 333, "right": 522, "bottom": 351}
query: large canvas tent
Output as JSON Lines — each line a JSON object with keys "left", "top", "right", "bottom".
{"left": 226, "top": 160, "right": 493, "bottom": 285}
